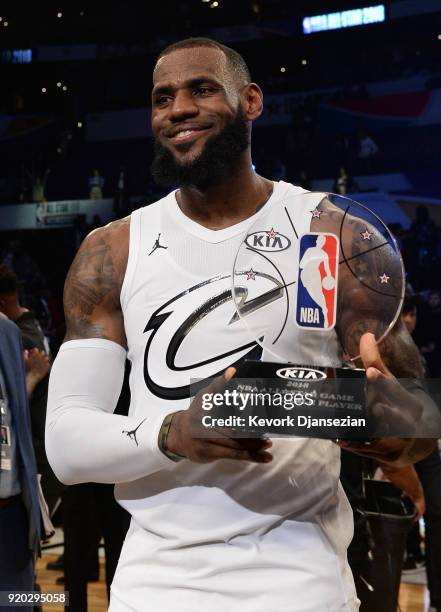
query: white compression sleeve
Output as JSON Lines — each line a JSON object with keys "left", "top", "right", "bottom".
{"left": 45, "top": 339, "right": 175, "bottom": 485}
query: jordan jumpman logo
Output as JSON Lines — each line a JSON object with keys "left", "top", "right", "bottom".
{"left": 122, "top": 418, "right": 147, "bottom": 446}
{"left": 148, "top": 233, "right": 168, "bottom": 256}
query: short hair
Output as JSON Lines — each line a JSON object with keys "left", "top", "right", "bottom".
{"left": 156, "top": 37, "right": 251, "bottom": 85}
{"left": 0, "top": 264, "right": 18, "bottom": 295}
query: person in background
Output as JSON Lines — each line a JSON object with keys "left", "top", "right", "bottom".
{"left": 114, "top": 166, "right": 126, "bottom": 217}
{"left": 0, "top": 264, "right": 63, "bottom": 516}
{"left": 334, "top": 166, "right": 358, "bottom": 195}
{"left": 401, "top": 287, "right": 441, "bottom": 612}
{"left": 0, "top": 314, "right": 41, "bottom": 609}
{"left": 88, "top": 169, "right": 104, "bottom": 199}
{"left": 357, "top": 130, "right": 379, "bottom": 160}
{"left": 29, "top": 168, "right": 50, "bottom": 204}
{"left": 418, "top": 289, "right": 441, "bottom": 377}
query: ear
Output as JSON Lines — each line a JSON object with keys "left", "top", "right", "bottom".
{"left": 241, "top": 83, "right": 264, "bottom": 122}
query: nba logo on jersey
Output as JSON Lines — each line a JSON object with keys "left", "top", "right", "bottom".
{"left": 296, "top": 232, "right": 339, "bottom": 330}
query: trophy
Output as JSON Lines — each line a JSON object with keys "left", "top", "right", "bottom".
{"left": 228, "top": 192, "right": 405, "bottom": 440}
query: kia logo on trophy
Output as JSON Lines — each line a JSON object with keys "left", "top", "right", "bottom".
{"left": 245, "top": 228, "right": 291, "bottom": 252}
{"left": 276, "top": 367, "right": 327, "bottom": 380}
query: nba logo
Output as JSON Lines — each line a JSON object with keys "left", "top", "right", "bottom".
{"left": 296, "top": 232, "right": 339, "bottom": 330}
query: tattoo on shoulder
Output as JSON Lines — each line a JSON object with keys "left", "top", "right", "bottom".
{"left": 64, "top": 226, "right": 126, "bottom": 341}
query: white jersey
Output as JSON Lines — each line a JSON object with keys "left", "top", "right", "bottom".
{"left": 111, "top": 181, "right": 359, "bottom": 611}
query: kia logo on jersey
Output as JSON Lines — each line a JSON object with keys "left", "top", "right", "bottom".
{"left": 296, "top": 232, "right": 339, "bottom": 330}
{"left": 245, "top": 229, "right": 291, "bottom": 252}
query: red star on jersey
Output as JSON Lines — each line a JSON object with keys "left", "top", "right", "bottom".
{"left": 361, "top": 229, "right": 373, "bottom": 241}
{"left": 266, "top": 227, "right": 278, "bottom": 240}
{"left": 246, "top": 268, "right": 257, "bottom": 281}
{"left": 310, "top": 208, "right": 321, "bottom": 219}
{"left": 379, "top": 273, "right": 390, "bottom": 284}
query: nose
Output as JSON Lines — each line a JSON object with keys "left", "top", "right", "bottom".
{"left": 168, "top": 90, "right": 199, "bottom": 122}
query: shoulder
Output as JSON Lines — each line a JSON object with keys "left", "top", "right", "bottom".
{"left": 0, "top": 318, "right": 22, "bottom": 361}
{"left": 64, "top": 216, "right": 131, "bottom": 321}
{"left": 87, "top": 214, "right": 131, "bottom": 245}
{"left": 0, "top": 317, "right": 19, "bottom": 338}
{"left": 277, "top": 181, "right": 310, "bottom": 197}
{"left": 76, "top": 215, "right": 131, "bottom": 283}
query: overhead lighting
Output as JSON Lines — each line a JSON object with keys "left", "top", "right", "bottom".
{"left": 62, "top": 85, "right": 68, "bottom": 91}
{"left": 77, "top": 121, "right": 83, "bottom": 128}
{"left": 438, "top": 34, "right": 441, "bottom": 40}
{"left": 0, "top": 17, "right": 3, "bottom": 22}
{"left": 280, "top": 66, "right": 286, "bottom": 73}
{"left": 41, "top": 87, "right": 47, "bottom": 93}
{"left": 3, "top": 21, "right": 8, "bottom": 27}
{"left": 56, "top": 81, "right": 62, "bottom": 88}
{"left": 57, "top": 11, "right": 63, "bottom": 18}
{"left": 301, "top": 59, "right": 308, "bottom": 65}
{"left": 80, "top": 10, "right": 85, "bottom": 16}
{"left": 210, "top": 1, "right": 219, "bottom": 7}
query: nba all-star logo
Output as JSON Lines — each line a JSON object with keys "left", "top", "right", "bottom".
{"left": 143, "top": 273, "right": 282, "bottom": 400}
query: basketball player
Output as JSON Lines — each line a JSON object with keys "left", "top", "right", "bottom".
{"left": 46, "top": 39, "right": 436, "bottom": 611}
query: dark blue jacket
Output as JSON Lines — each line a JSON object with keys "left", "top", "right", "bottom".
{"left": 0, "top": 318, "right": 40, "bottom": 551}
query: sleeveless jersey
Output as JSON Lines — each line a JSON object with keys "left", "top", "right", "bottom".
{"left": 111, "top": 181, "right": 359, "bottom": 612}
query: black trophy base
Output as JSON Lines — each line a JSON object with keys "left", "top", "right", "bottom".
{"left": 222, "top": 360, "right": 371, "bottom": 441}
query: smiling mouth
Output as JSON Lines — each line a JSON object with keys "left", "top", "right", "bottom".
{"left": 168, "top": 127, "right": 211, "bottom": 146}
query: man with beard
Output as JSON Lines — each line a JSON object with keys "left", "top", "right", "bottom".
{"left": 46, "top": 38, "right": 436, "bottom": 611}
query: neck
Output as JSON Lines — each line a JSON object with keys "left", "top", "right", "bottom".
{"left": 176, "top": 153, "right": 274, "bottom": 230}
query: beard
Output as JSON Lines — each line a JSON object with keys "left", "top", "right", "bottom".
{"left": 151, "top": 107, "right": 249, "bottom": 189}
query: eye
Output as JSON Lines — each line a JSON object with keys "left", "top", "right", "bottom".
{"left": 154, "top": 95, "right": 172, "bottom": 107}
{"left": 193, "top": 86, "right": 212, "bottom": 96}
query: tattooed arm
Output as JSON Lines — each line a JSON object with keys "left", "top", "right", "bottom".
{"left": 312, "top": 198, "right": 438, "bottom": 467}
{"left": 63, "top": 218, "right": 129, "bottom": 345}
{"left": 46, "top": 218, "right": 178, "bottom": 484}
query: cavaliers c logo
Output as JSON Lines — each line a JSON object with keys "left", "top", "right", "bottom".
{"left": 143, "top": 273, "right": 283, "bottom": 400}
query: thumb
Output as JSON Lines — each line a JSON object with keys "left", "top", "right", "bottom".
{"left": 360, "top": 332, "right": 391, "bottom": 378}
{"left": 224, "top": 367, "right": 236, "bottom": 382}
{"left": 206, "top": 367, "right": 236, "bottom": 394}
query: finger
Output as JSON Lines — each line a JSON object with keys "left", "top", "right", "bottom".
{"left": 201, "top": 443, "right": 272, "bottom": 463}
{"left": 224, "top": 367, "right": 236, "bottom": 381}
{"left": 370, "top": 400, "right": 419, "bottom": 434}
{"left": 204, "top": 373, "right": 230, "bottom": 395}
{"left": 209, "top": 436, "right": 271, "bottom": 452}
{"left": 360, "top": 333, "right": 391, "bottom": 378}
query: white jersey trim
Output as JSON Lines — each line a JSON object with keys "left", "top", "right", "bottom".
{"left": 165, "top": 181, "right": 299, "bottom": 244}
{"left": 120, "top": 207, "right": 142, "bottom": 312}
